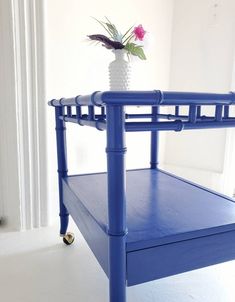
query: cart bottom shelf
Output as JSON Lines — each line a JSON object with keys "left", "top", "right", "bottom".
{"left": 62, "top": 169, "right": 235, "bottom": 286}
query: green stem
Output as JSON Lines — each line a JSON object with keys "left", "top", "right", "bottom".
{"left": 123, "top": 33, "right": 135, "bottom": 45}
{"left": 122, "top": 25, "right": 134, "bottom": 41}
{"left": 92, "top": 17, "right": 113, "bottom": 37}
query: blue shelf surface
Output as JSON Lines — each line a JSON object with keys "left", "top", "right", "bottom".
{"left": 63, "top": 169, "right": 235, "bottom": 286}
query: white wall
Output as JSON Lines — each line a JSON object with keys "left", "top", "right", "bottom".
{"left": 163, "top": 0, "right": 235, "bottom": 193}
{"left": 45, "top": 0, "right": 174, "bottom": 223}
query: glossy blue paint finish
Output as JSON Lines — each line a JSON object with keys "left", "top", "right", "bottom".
{"left": 62, "top": 115, "right": 106, "bottom": 131}
{"left": 64, "top": 169, "right": 235, "bottom": 249}
{"left": 125, "top": 120, "right": 235, "bottom": 132}
{"left": 106, "top": 105, "right": 127, "bottom": 302}
{"left": 55, "top": 107, "right": 69, "bottom": 235}
{"left": 63, "top": 178, "right": 109, "bottom": 275}
{"left": 189, "top": 104, "right": 197, "bottom": 123}
{"left": 49, "top": 90, "right": 235, "bottom": 134}
{"left": 56, "top": 115, "right": 235, "bottom": 132}
{"left": 160, "top": 91, "right": 235, "bottom": 105}
{"left": 62, "top": 169, "right": 235, "bottom": 287}
{"left": 50, "top": 90, "right": 235, "bottom": 301}
{"left": 49, "top": 90, "right": 235, "bottom": 107}
{"left": 150, "top": 106, "right": 159, "bottom": 169}
{"left": 127, "top": 230, "right": 235, "bottom": 286}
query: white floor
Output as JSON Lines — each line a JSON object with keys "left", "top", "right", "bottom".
{"left": 1, "top": 221, "right": 235, "bottom": 302}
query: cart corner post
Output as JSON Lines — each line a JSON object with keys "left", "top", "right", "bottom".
{"left": 150, "top": 106, "right": 159, "bottom": 169}
{"left": 106, "top": 104, "right": 127, "bottom": 302}
{"left": 55, "top": 106, "right": 69, "bottom": 236}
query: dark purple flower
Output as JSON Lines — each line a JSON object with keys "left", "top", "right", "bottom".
{"left": 88, "top": 34, "right": 124, "bottom": 50}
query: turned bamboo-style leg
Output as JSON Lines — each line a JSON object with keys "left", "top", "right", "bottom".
{"left": 106, "top": 105, "right": 127, "bottom": 302}
{"left": 150, "top": 106, "right": 159, "bottom": 169}
{"left": 55, "top": 106, "right": 74, "bottom": 245}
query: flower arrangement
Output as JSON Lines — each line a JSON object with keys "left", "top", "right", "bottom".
{"left": 88, "top": 17, "right": 147, "bottom": 60}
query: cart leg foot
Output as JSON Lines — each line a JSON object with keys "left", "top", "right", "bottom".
{"left": 59, "top": 211, "right": 75, "bottom": 246}
{"left": 61, "top": 232, "right": 75, "bottom": 245}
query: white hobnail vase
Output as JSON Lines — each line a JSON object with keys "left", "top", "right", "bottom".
{"left": 109, "top": 49, "right": 131, "bottom": 91}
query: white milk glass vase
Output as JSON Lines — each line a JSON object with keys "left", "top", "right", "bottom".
{"left": 109, "top": 49, "right": 131, "bottom": 91}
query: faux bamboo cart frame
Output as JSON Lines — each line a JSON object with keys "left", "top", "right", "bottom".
{"left": 49, "top": 90, "right": 235, "bottom": 302}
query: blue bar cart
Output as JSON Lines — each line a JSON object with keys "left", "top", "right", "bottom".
{"left": 49, "top": 90, "right": 235, "bottom": 302}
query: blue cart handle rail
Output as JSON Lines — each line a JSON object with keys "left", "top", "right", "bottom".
{"left": 49, "top": 90, "right": 235, "bottom": 132}
{"left": 48, "top": 90, "right": 235, "bottom": 107}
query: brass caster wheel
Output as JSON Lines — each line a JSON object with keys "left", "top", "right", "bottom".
{"left": 62, "top": 232, "right": 75, "bottom": 245}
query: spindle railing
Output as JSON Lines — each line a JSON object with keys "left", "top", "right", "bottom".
{"left": 48, "top": 90, "right": 235, "bottom": 132}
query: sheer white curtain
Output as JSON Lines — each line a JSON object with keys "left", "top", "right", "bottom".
{"left": 0, "top": 0, "right": 48, "bottom": 230}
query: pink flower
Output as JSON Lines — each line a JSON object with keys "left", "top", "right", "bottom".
{"left": 133, "top": 24, "right": 146, "bottom": 41}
